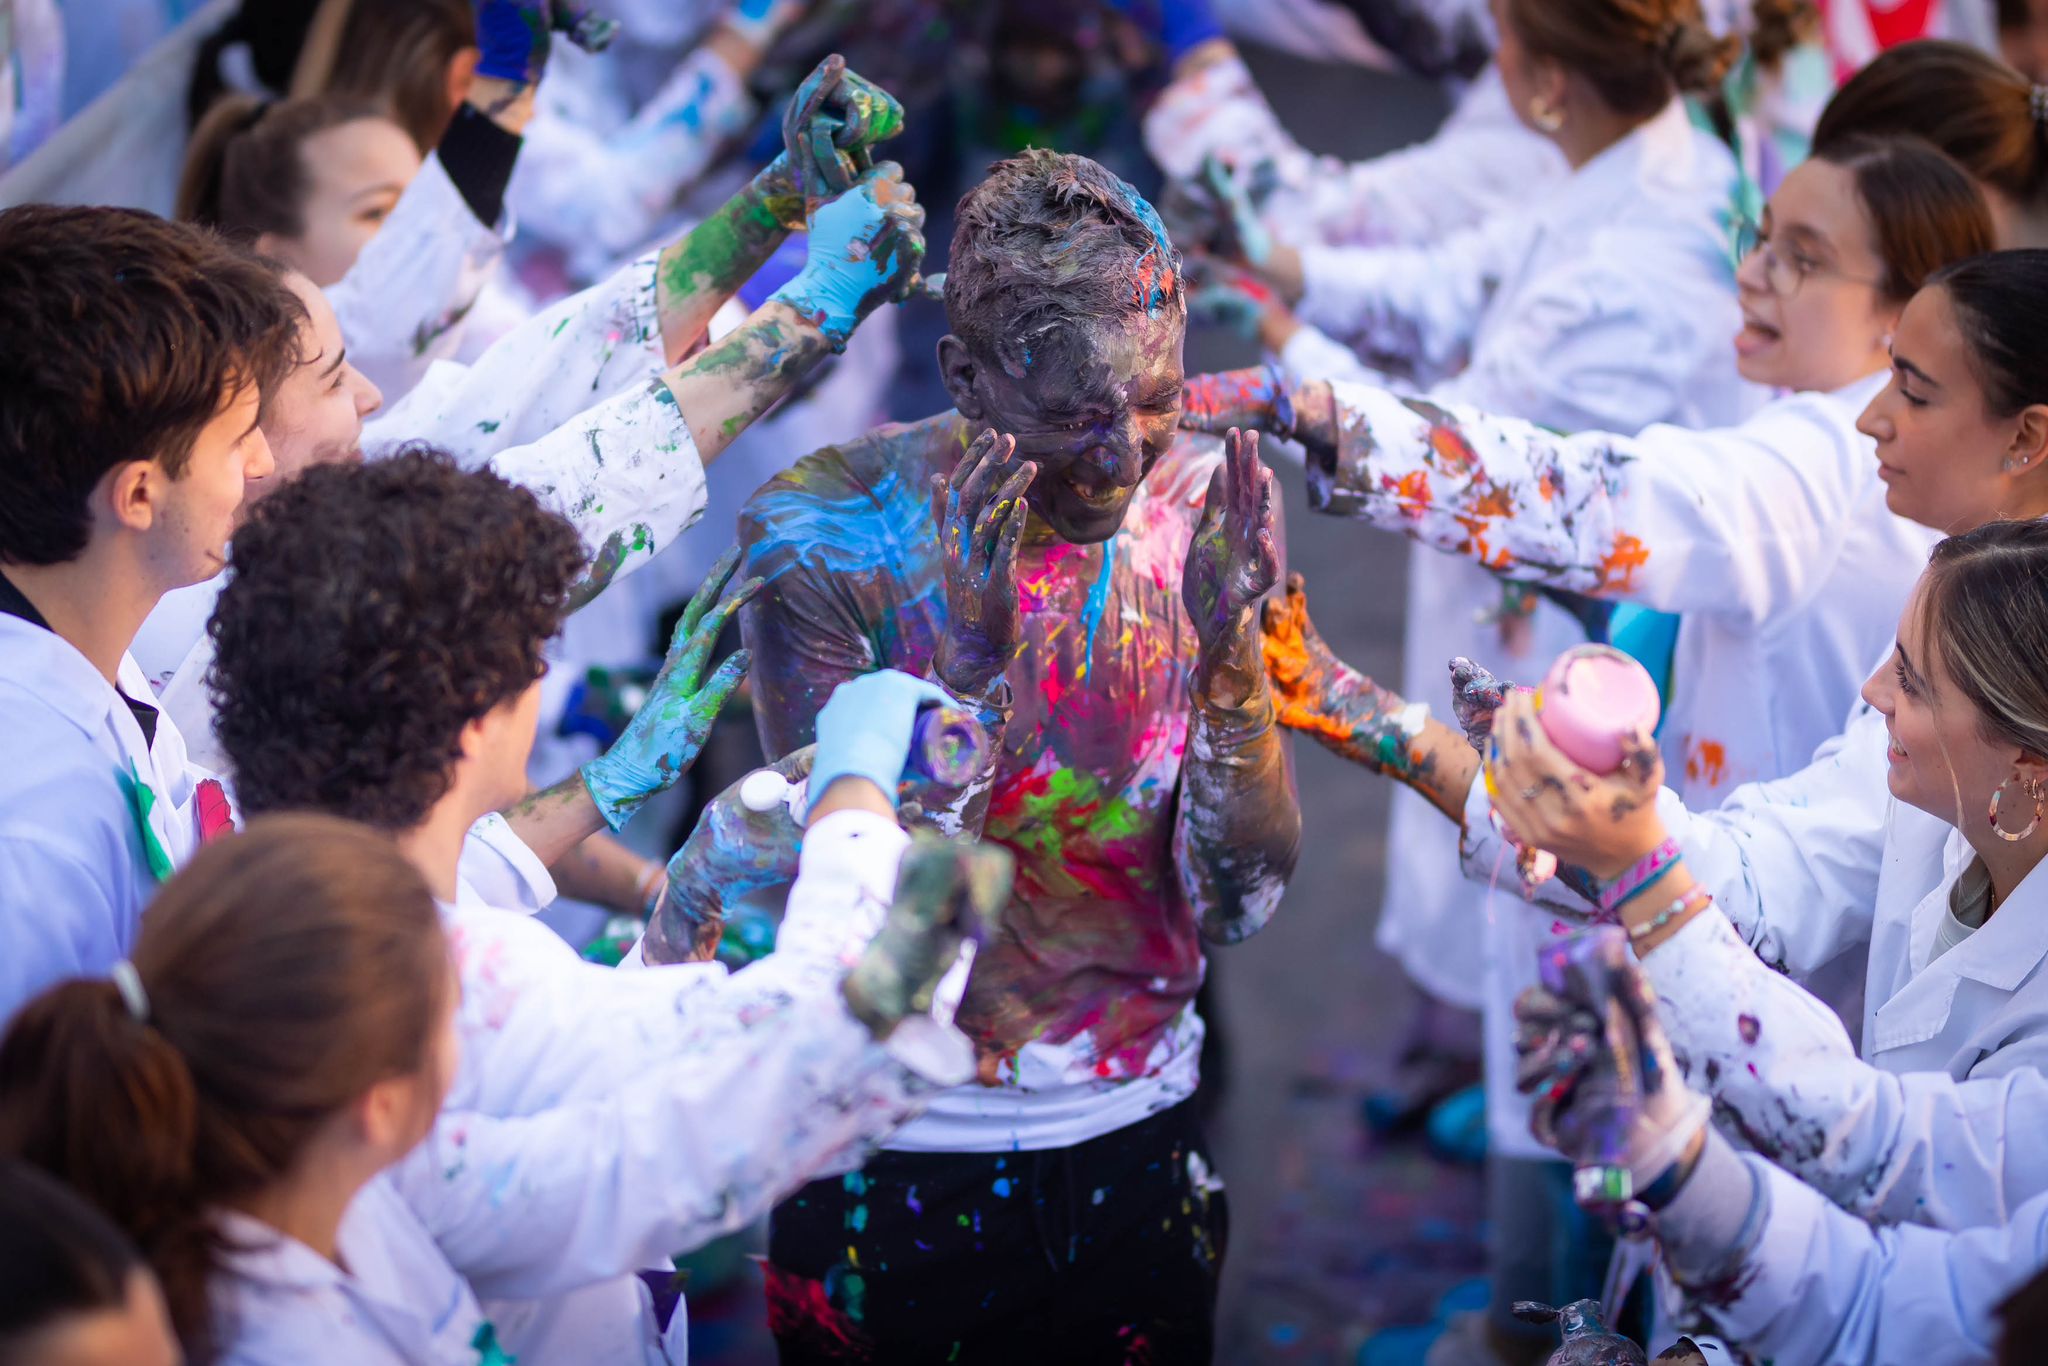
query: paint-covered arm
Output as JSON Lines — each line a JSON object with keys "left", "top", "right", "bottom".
{"left": 1658, "top": 1140, "right": 2039, "bottom": 1366}
{"left": 397, "top": 811, "right": 966, "bottom": 1293}
{"left": 1459, "top": 704, "right": 1894, "bottom": 973}
{"left": 1259, "top": 573, "right": 1480, "bottom": 821}
{"left": 1174, "top": 431, "right": 1301, "bottom": 944}
{"left": 1288, "top": 379, "right": 1867, "bottom": 622}
{"left": 1646, "top": 904, "right": 2048, "bottom": 1232}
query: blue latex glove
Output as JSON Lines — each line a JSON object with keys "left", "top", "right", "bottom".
{"left": 768, "top": 161, "right": 926, "bottom": 349}
{"left": 1198, "top": 154, "right": 1274, "bottom": 270}
{"left": 808, "top": 670, "right": 952, "bottom": 810}
{"left": 473, "top": 0, "right": 618, "bottom": 86}
{"left": 1101, "top": 0, "right": 1225, "bottom": 61}
{"left": 579, "top": 548, "right": 760, "bottom": 831}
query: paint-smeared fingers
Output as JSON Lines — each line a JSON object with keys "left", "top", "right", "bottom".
{"left": 988, "top": 494, "right": 1031, "bottom": 596}
{"left": 678, "top": 545, "right": 742, "bottom": 639}
{"left": 975, "top": 464, "right": 1036, "bottom": 562}
{"left": 699, "top": 649, "right": 752, "bottom": 714}
{"left": 1197, "top": 460, "right": 1228, "bottom": 538}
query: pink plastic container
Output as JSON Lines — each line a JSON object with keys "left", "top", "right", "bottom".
{"left": 1535, "top": 644, "right": 1662, "bottom": 775}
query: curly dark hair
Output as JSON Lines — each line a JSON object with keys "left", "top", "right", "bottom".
{"left": 944, "top": 148, "right": 1185, "bottom": 379}
{"left": 0, "top": 204, "right": 303, "bottom": 566}
{"left": 208, "top": 447, "right": 586, "bottom": 830}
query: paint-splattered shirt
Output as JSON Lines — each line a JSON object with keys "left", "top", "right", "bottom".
{"left": 740, "top": 412, "right": 1295, "bottom": 1150}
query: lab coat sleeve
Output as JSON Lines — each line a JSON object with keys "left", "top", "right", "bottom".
{"left": 394, "top": 813, "right": 956, "bottom": 1297}
{"left": 365, "top": 252, "right": 667, "bottom": 468}
{"left": 1457, "top": 707, "right": 1892, "bottom": 977}
{"left": 484, "top": 375, "right": 709, "bottom": 605}
{"left": 455, "top": 813, "right": 557, "bottom": 915}
{"left": 1141, "top": 53, "right": 1554, "bottom": 250}
{"left": 326, "top": 153, "right": 506, "bottom": 404}
{"left": 1646, "top": 907, "right": 2048, "bottom": 1231}
{"left": 1685, "top": 1155, "right": 2043, "bottom": 1366}
{"left": 1312, "top": 382, "right": 1867, "bottom": 621}
{"left": 511, "top": 45, "right": 757, "bottom": 267}
{"left": 0, "top": 837, "right": 123, "bottom": 1020}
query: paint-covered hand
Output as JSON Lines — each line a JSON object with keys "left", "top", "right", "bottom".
{"left": 1184, "top": 427, "right": 1281, "bottom": 702}
{"left": 1448, "top": 656, "right": 1516, "bottom": 752}
{"left": 1515, "top": 927, "right": 1710, "bottom": 1198}
{"left": 930, "top": 430, "right": 1037, "bottom": 697}
{"left": 810, "top": 670, "right": 954, "bottom": 811}
{"left": 580, "top": 548, "right": 762, "bottom": 832}
{"left": 1484, "top": 691, "right": 1667, "bottom": 881}
{"left": 843, "top": 834, "right": 1012, "bottom": 1044}
{"left": 764, "top": 54, "right": 908, "bottom": 218}
{"left": 473, "top": 0, "right": 617, "bottom": 85}
{"left": 1180, "top": 366, "right": 1294, "bottom": 439}
{"left": 768, "top": 161, "right": 925, "bottom": 349}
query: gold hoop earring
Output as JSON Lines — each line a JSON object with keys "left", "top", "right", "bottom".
{"left": 1528, "top": 99, "right": 1564, "bottom": 134}
{"left": 1989, "top": 774, "right": 2045, "bottom": 842}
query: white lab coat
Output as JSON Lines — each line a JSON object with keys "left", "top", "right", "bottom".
{"left": 1283, "top": 99, "right": 1758, "bottom": 1144}
{"left": 212, "top": 811, "right": 965, "bottom": 1366}
{"left": 1673, "top": 1150, "right": 2045, "bottom": 1366}
{"left": 328, "top": 152, "right": 508, "bottom": 405}
{"left": 1650, "top": 894, "right": 2048, "bottom": 1235}
{"left": 0, "top": 618, "right": 203, "bottom": 1023}
{"left": 1143, "top": 53, "right": 1565, "bottom": 252}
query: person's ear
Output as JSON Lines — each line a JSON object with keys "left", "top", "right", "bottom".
{"left": 353, "top": 1073, "right": 419, "bottom": 1152}
{"left": 455, "top": 711, "right": 492, "bottom": 768}
{"left": 2002, "top": 404, "right": 2048, "bottom": 475}
{"left": 103, "top": 461, "right": 160, "bottom": 535}
{"left": 446, "top": 45, "right": 480, "bottom": 118}
{"left": 937, "top": 335, "right": 987, "bottom": 421}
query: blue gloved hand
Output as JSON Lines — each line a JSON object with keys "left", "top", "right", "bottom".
{"left": 1100, "top": 0, "right": 1226, "bottom": 62}
{"left": 768, "top": 161, "right": 926, "bottom": 349}
{"left": 579, "top": 547, "right": 760, "bottom": 831}
{"left": 1198, "top": 154, "right": 1274, "bottom": 270}
{"left": 808, "top": 669, "right": 953, "bottom": 810}
{"left": 473, "top": 0, "right": 618, "bottom": 86}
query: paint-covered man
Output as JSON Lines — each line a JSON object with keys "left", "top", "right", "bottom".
{"left": 739, "top": 148, "right": 1301, "bottom": 1361}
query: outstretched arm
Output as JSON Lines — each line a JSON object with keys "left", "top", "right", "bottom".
{"left": 1174, "top": 429, "right": 1301, "bottom": 944}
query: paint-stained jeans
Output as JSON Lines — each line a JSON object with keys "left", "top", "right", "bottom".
{"left": 765, "top": 1100, "right": 1228, "bottom": 1364}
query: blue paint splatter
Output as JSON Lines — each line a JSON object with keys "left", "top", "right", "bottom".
{"left": 992, "top": 1177, "right": 1013, "bottom": 1199}
{"left": 1078, "top": 539, "right": 1118, "bottom": 683}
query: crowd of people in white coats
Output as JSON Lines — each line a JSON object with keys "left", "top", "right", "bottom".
{"left": 11, "top": 1, "right": 2048, "bottom": 1364}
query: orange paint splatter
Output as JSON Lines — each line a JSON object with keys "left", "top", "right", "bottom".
{"left": 1597, "top": 533, "right": 1651, "bottom": 593}
{"left": 1685, "top": 738, "right": 1727, "bottom": 788}
{"left": 1428, "top": 423, "right": 1479, "bottom": 476}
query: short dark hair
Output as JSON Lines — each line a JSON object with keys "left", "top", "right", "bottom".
{"left": 0, "top": 205, "right": 303, "bottom": 566}
{"left": 209, "top": 447, "right": 585, "bottom": 830}
{"left": 0, "top": 1159, "right": 147, "bottom": 1361}
{"left": 944, "top": 148, "right": 1185, "bottom": 378}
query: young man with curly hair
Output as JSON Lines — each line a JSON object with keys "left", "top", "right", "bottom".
{"left": 0, "top": 205, "right": 301, "bottom": 1022}
{"left": 208, "top": 447, "right": 995, "bottom": 1363}
{"left": 737, "top": 148, "right": 1301, "bottom": 1362}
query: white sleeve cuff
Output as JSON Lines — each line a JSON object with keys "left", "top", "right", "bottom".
{"left": 458, "top": 812, "right": 557, "bottom": 912}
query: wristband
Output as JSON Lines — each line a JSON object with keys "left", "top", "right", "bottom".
{"left": 1627, "top": 886, "right": 1711, "bottom": 944}
{"left": 1596, "top": 837, "right": 1681, "bottom": 913}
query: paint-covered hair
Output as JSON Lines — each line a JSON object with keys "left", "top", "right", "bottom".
{"left": 1927, "top": 249, "right": 2048, "bottom": 417}
{"left": 0, "top": 205, "right": 303, "bottom": 566}
{"left": 0, "top": 816, "right": 448, "bottom": 1360}
{"left": 944, "top": 148, "right": 1185, "bottom": 378}
{"left": 1915, "top": 519, "right": 2048, "bottom": 763}
{"left": 209, "top": 446, "right": 584, "bottom": 830}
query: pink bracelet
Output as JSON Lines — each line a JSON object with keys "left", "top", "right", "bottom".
{"left": 1596, "top": 837, "right": 1681, "bottom": 914}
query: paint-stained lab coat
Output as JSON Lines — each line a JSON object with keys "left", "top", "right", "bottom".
{"left": 1649, "top": 890, "right": 2048, "bottom": 1235}
{"left": 1143, "top": 53, "right": 1565, "bottom": 252}
{"left": 1670, "top": 1149, "right": 2046, "bottom": 1366}
{"left": 327, "top": 151, "right": 507, "bottom": 405}
{"left": 214, "top": 811, "right": 965, "bottom": 1366}
{"left": 1279, "top": 98, "right": 1758, "bottom": 1156}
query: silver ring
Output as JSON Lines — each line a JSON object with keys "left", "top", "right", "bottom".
{"left": 1520, "top": 784, "right": 1541, "bottom": 801}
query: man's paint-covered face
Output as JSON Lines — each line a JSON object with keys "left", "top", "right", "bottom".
{"left": 959, "top": 304, "right": 1187, "bottom": 545}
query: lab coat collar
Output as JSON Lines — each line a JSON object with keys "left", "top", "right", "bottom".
{"left": 1536, "top": 97, "right": 1702, "bottom": 231}
{"left": 0, "top": 613, "right": 123, "bottom": 740}
{"left": 213, "top": 1207, "right": 346, "bottom": 1294}
{"left": 1932, "top": 842, "right": 2048, "bottom": 992}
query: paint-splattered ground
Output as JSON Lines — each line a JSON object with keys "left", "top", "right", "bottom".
{"left": 685, "top": 46, "right": 1483, "bottom": 1366}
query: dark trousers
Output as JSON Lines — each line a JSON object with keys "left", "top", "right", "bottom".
{"left": 765, "top": 1099, "right": 1229, "bottom": 1365}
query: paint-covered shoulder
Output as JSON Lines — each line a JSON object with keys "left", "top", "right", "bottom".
{"left": 736, "top": 414, "right": 959, "bottom": 583}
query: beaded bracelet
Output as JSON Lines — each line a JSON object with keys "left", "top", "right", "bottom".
{"left": 1596, "top": 837, "right": 1682, "bottom": 914}
{"left": 1627, "top": 885, "right": 1712, "bottom": 942}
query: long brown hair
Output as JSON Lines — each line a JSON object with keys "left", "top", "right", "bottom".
{"left": 1502, "top": 0, "right": 1741, "bottom": 118}
{"left": 0, "top": 815, "right": 448, "bottom": 1360}
{"left": 1810, "top": 136, "right": 1997, "bottom": 304}
{"left": 1917, "top": 520, "right": 2048, "bottom": 762}
{"left": 294, "top": 0, "right": 473, "bottom": 152}
{"left": 176, "top": 93, "right": 389, "bottom": 239}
